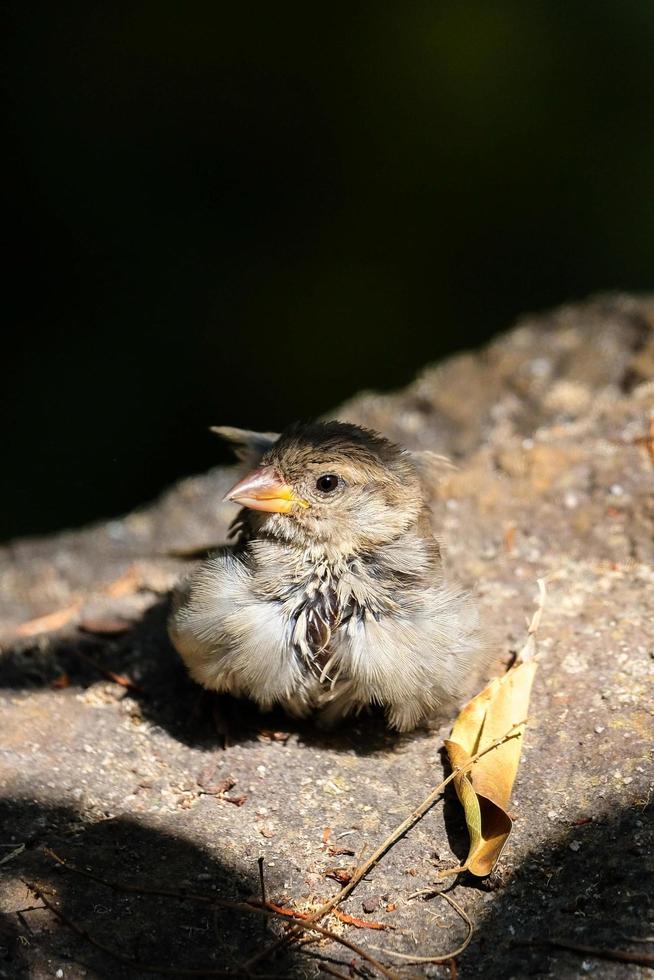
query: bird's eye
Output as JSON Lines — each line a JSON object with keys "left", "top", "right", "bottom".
{"left": 316, "top": 474, "right": 340, "bottom": 493}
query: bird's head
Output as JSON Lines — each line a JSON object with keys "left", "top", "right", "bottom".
{"left": 222, "top": 421, "right": 425, "bottom": 557}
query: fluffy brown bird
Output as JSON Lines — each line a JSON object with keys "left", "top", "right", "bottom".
{"left": 168, "top": 421, "right": 482, "bottom": 731}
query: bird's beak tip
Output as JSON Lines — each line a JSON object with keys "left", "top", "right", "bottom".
{"left": 223, "top": 465, "right": 306, "bottom": 514}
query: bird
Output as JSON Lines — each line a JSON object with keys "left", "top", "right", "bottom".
{"left": 168, "top": 420, "right": 482, "bottom": 731}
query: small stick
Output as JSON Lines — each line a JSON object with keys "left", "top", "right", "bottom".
{"left": 257, "top": 856, "right": 267, "bottom": 907}
{"left": 332, "top": 908, "right": 391, "bottom": 931}
{"left": 241, "top": 720, "right": 525, "bottom": 971}
{"left": 68, "top": 648, "right": 145, "bottom": 694}
{"left": 514, "top": 938, "right": 654, "bottom": 968}
{"left": 23, "top": 881, "right": 240, "bottom": 977}
{"left": 44, "top": 848, "right": 230, "bottom": 906}
{"left": 369, "top": 889, "right": 473, "bottom": 963}
{"left": 29, "top": 874, "right": 396, "bottom": 979}
{"left": 303, "top": 948, "right": 376, "bottom": 979}
{"left": 257, "top": 856, "right": 267, "bottom": 934}
{"left": 0, "top": 843, "right": 25, "bottom": 866}
{"left": 261, "top": 902, "right": 311, "bottom": 921}
{"left": 275, "top": 920, "right": 398, "bottom": 980}
{"left": 318, "top": 965, "right": 354, "bottom": 980}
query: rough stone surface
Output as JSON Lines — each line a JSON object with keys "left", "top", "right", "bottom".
{"left": 1, "top": 293, "right": 653, "bottom": 979}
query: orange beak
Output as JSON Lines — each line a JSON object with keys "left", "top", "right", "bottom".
{"left": 223, "top": 465, "right": 308, "bottom": 514}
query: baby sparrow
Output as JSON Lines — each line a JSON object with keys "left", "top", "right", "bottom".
{"left": 169, "top": 421, "right": 481, "bottom": 731}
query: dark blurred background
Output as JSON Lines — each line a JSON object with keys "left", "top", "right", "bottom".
{"left": 4, "top": 2, "right": 654, "bottom": 542}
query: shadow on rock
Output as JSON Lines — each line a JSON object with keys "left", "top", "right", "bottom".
{"left": 0, "top": 797, "right": 306, "bottom": 979}
{"left": 3, "top": 795, "right": 651, "bottom": 978}
{"left": 437, "top": 744, "right": 473, "bottom": 873}
{"left": 0, "top": 596, "right": 413, "bottom": 757}
{"left": 457, "top": 801, "right": 653, "bottom": 978}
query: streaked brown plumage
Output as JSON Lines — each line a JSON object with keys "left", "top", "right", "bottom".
{"left": 169, "top": 421, "right": 482, "bottom": 731}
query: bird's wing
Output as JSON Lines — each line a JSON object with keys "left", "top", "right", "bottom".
{"left": 210, "top": 426, "right": 280, "bottom": 464}
{"left": 408, "top": 449, "right": 456, "bottom": 486}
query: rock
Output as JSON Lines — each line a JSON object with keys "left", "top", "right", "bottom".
{"left": 0, "top": 293, "right": 652, "bottom": 978}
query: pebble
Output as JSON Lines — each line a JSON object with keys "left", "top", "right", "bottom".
{"left": 569, "top": 840, "right": 581, "bottom": 852}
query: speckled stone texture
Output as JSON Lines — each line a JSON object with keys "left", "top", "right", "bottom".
{"left": 1, "top": 294, "right": 653, "bottom": 979}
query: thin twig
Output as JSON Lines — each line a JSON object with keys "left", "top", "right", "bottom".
{"left": 241, "top": 720, "right": 525, "bottom": 972}
{"left": 257, "top": 857, "right": 267, "bottom": 907}
{"left": 263, "top": 902, "right": 311, "bottom": 921}
{"left": 46, "top": 849, "right": 315, "bottom": 926}
{"left": 275, "top": 920, "right": 398, "bottom": 980}
{"left": 514, "top": 938, "right": 654, "bottom": 968}
{"left": 369, "top": 889, "right": 473, "bottom": 963}
{"left": 304, "top": 949, "right": 376, "bottom": 980}
{"left": 0, "top": 843, "right": 25, "bottom": 866}
{"left": 32, "top": 866, "right": 396, "bottom": 979}
{"left": 332, "top": 908, "right": 391, "bottom": 931}
{"left": 69, "top": 648, "right": 145, "bottom": 693}
{"left": 23, "top": 881, "right": 247, "bottom": 977}
{"left": 515, "top": 574, "right": 548, "bottom": 664}
{"left": 44, "top": 849, "right": 232, "bottom": 906}
{"left": 318, "top": 965, "right": 354, "bottom": 980}
{"left": 257, "top": 856, "right": 267, "bottom": 935}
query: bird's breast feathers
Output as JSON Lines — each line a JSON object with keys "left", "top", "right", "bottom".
{"left": 169, "top": 541, "right": 479, "bottom": 728}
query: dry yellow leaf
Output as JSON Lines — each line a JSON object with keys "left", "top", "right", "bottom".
{"left": 443, "top": 579, "right": 545, "bottom": 877}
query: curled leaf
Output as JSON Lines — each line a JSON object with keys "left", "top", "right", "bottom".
{"left": 444, "top": 579, "right": 546, "bottom": 877}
